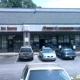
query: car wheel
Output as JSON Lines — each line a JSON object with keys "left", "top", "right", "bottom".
{"left": 19, "top": 58, "right": 22, "bottom": 61}
{"left": 41, "top": 57, "right": 44, "bottom": 61}
{"left": 39, "top": 54, "right": 41, "bottom": 58}
{"left": 71, "top": 57, "right": 75, "bottom": 60}
{"left": 61, "top": 55, "right": 64, "bottom": 60}
{"left": 54, "top": 59, "right": 56, "bottom": 61}
{"left": 30, "top": 57, "right": 33, "bottom": 60}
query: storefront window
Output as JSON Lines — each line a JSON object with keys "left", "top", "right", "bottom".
{"left": 2, "top": 36, "right": 7, "bottom": 49}
{"left": 33, "top": 35, "right": 39, "bottom": 49}
{"left": 51, "top": 36, "right": 57, "bottom": 46}
{"left": 40, "top": 35, "right": 44, "bottom": 39}
{"left": 70, "top": 35, "right": 75, "bottom": 45}
{"left": 58, "top": 35, "right": 63, "bottom": 43}
{"left": 30, "top": 35, "right": 34, "bottom": 46}
{"left": 75, "top": 35, "right": 80, "bottom": 47}
{"left": 45, "top": 36, "right": 50, "bottom": 43}
{"left": 0, "top": 36, "right": 2, "bottom": 49}
{"left": 64, "top": 35, "right": 69, "bottom": 43}
{"left": 14, "top": 35, "right": 23, "bottom": 49}
{"left": 34, "top": 36, "right": 39, "bottom": 42}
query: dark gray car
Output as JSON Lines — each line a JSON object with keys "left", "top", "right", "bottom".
{"left": 19, "top": 46, "right": 34, "bottom": 60}
{"left": 56, "top": 48, "right": 76, "bottom": 60}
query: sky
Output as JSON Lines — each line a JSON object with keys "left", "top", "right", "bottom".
{"left": 33, "top": 0, "right": 80, "bottom": 8}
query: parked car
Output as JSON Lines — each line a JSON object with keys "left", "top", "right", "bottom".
{"left": 56, "top": 48, "right": 76, "bottom": 60}
{"left": 39, "top": 47, "right": 56, "bottom": 61}
{"left": 20, "top": 63, "right": 72, "bottom": 80}
{"left": 19, "top": 46, "right": 34, "bottom": 60}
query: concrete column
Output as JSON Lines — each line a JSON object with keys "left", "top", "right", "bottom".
{"left": 23, "top": 32, "right": 30, "bottom": 46}
{"left": 27, "top": 32, "right": 30, "bottom": 46}
{"left": 23, "top": 32, "right": 26, "bottom": 46}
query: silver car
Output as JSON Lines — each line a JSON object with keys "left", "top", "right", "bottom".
{"left": 20, "top": 63, "right": 71, "bottom": 80}
{"left": 39, "top": 47, "right": 56, "bottom": 61}
{"left": 19, "top": 46, "right": 34, "bottom": 60}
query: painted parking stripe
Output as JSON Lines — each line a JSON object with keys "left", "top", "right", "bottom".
{"left": 15, "top": 55, "right": 19, "bottom": 63}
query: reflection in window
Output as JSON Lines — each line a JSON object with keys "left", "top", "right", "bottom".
{"left": 75, "top": 35, "right": 80, "bottom": 47}
{"left": 28, "top": 70, "right": 70, "bottom": 80}
{"left": 14, "top": 35, "right": 23, "bottom": 49}
{"left": 2, "top": 36, "right": 7, "bottom": 49}
{"left": 64, "top": 35, "right": 69, "bottom": 43}
{"left": 51, "top": 36, "right": 57, "bottom": 45}
{"left": 58, "top": 35, "right": 63, "bottom": 43}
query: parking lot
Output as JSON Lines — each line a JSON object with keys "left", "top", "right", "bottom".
{"left": 0, "top": 53, "right": 80, "bottom": 80}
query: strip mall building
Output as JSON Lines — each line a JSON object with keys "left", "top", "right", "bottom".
{"left": 0, "top": 8, "right": 80, "bottom": 52}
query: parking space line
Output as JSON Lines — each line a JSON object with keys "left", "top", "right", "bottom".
{"left": 76, "top": 58, "right": 80, "bottom": 60}
{"left": 15, "top": 55, "right": 19, "bottom": 63}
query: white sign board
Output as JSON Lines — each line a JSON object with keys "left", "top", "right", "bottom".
{"left": 25, "top": 37, "right": 29, "bottom": 42}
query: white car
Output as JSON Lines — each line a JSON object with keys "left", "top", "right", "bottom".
{"left": 20, "top": 63, "right": 72, "bottom": 80}
{"left": 39, "top": 47, "right": 56, "bottom": 61}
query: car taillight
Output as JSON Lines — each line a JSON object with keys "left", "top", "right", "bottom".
{"left": 32, "top": 52, "right": 34, "bottom": 55}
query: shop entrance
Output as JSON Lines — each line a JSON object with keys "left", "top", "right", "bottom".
{"left": 7, "top": 39, "right": 14, "bottom": 52}
{"left": 39, "top": 39, "right": 45, "bottom": 49}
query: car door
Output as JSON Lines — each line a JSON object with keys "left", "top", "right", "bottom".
{"left": 60, "top": 49, "right": 64, "bottom": 57}
{"left": 57, "top": 49, "right": 61, "bottom": 56}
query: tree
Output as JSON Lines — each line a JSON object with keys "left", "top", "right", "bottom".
{"left": 0, "top": 0, "right": 38, "bottom": 8}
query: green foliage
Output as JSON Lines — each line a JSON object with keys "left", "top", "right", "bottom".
{"left": 0, "top": 0, "right": 38, "bottom": 8}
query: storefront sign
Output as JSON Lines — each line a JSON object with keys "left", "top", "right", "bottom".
{"left": 43, "top": 26, "right": 54, "bottom": 30}
{"left": 59, "top": 27, "right": 74, "bottom": 30}
{"left": 42, "top": 26, "right": 80, "bottom": 31}
{"left": 1, "top": 26, "right": 17, "bottom": 31}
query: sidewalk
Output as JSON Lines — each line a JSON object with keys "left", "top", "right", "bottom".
{"left": 75, "top": 51, "right": 80, "bottom": 56}
{"left": 0, "top": 51, "right": 80, "bottom": 56}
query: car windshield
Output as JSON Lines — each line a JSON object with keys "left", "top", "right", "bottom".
{"left": 20, "top": 48, "right": 32, "bottom": 52}
{"left": 63, "top": 49, "right": 73, "bottom": 53}
{"left": 28, "top": 70, "right": 70, "bottom": 80}
{"left": 42, "top": 49, "right": 53, "bottom": 53}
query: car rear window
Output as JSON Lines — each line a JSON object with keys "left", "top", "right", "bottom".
{"left": 28, "top": 70, "right": 70, "bottom": 80}
{"left": 20, "top": 48, "right": 32, "bottom": 52}
{"left": 63, "top": 49, "right": 74, "bottom": 53}
{"left": 42, "top": 49, "right": 53, "bottom": 53}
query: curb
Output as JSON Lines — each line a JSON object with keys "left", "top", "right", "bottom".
{"left": 0, "top": 53, "right": 19, "bottom": 56}
{"left": 0, "top": 52, "right": 39, "bottom": 56}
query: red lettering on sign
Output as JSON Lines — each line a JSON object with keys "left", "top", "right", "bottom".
{"left": 43, "top": 26, "right": 54, "bottom": 30}
{"left": 59, "top": 27, "right": 73, "bottom": 30}
{"left": 1, "top": 27, "right": 6, "bottom": 30}
{"left": 7, "top": 27, "right": 17, "bottom": 30}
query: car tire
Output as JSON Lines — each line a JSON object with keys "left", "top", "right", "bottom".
{"left": 30, "top": 57, "right": 33, "bottom": 60}
{"left": 62, "top": 55, "right": 64, "bottom": 60}
{"left": 71, "top": 57, "right": 75, "bottom": 60}
{"left": 41, "top": 57, "right": 44, "bottom": 61}
{"left": 19, "top": 58, "right": 22, "bottom": 61}
{"left": 54, "top": 59, "right": 56, "bottom": 61}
